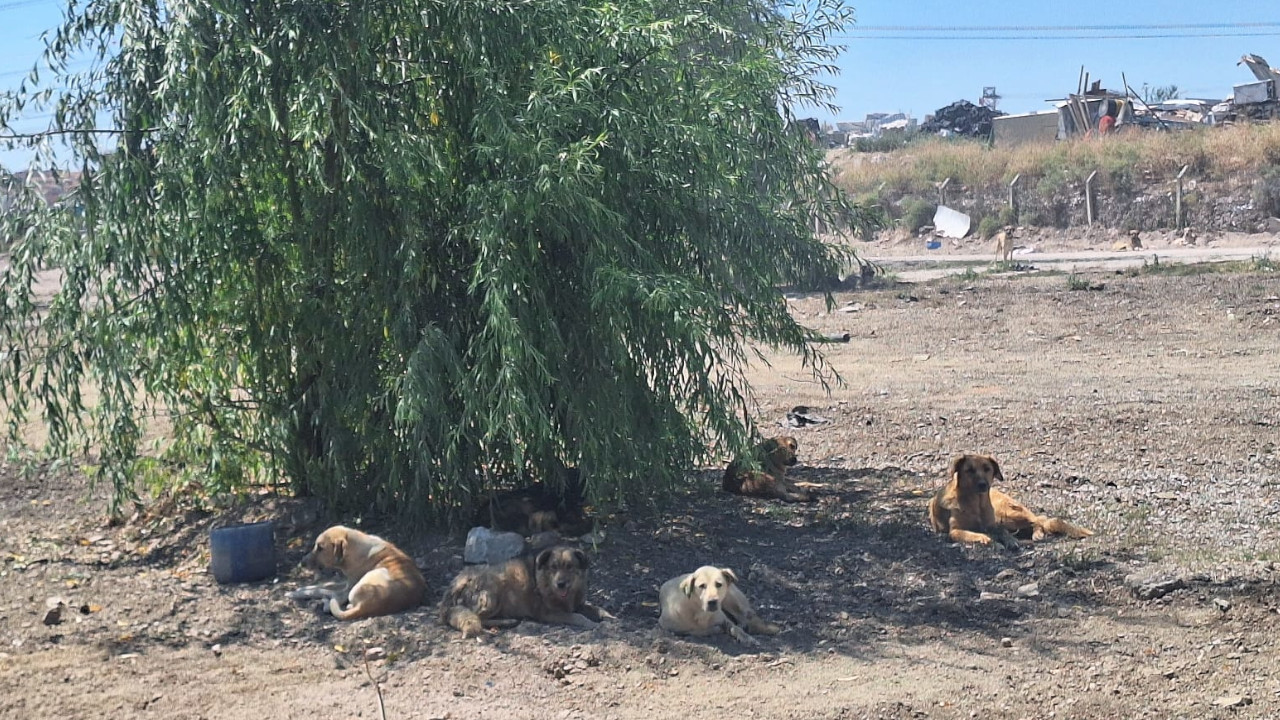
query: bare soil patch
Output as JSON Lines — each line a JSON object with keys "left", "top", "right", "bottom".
{"left": 3, "top": 267, "right": 1280, "bottom": 719}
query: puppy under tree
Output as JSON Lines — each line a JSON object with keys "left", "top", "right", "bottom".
{"left": 0, "top": 0, "right": 875, "bottom": 520}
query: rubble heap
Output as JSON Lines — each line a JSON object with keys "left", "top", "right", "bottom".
{"left": 920, "top": 100, "right": 1006, "bottom": 138}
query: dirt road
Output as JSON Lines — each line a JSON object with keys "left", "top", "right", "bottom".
{"left": 871, "top": 244, "right": 1277, "bottom": 281}
{"left": 2, "top": 259, "right": 1280, "bottom": 718}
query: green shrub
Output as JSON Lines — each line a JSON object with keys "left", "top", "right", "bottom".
{"left": 900, "top": 198, "right": 934, "bottom": 232}
{"left": 976, "top": 215, "right": 1002, "bottom": 239}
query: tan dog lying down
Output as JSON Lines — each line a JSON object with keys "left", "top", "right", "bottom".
{"left": 288, "top": 525, "right": 427, "bottom": 620}
{"left": 928, "top": 454, "right": 1093, "bottom": 550}
{"left": 441, "top": 545, "right": 614, "bottom": 637}
{"left": 658, "top": 566, "right": 780, "bottom": 645}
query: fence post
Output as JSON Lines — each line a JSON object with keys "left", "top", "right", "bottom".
{"left": 1085, "top": 170, "right": 1098, "bottom": 226}
{"left": 1008, "top": 173, "right": 1021, "bottom": 220}
{"left": 1175, "top": 164, "right": 1190, "bottom": 230}
{"left": 937, "top": 177, "right": 951, "bottom": 207}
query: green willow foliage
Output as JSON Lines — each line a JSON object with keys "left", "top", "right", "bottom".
{"left": 0, "top": 0, "right": 873, "bottom": 520}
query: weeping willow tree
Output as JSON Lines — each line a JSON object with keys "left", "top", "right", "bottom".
{"left": 0, "top": 0, "right": 873, "bottom": 521}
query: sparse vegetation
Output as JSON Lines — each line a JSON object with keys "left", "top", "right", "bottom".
{"left": 1252, "top": 166, "right": 1280, "bottom": 218}
{"left": 1066, "top": 274, "right": 1104, "bottom": 291}
{"left": 827, "top": 123, "right": 1280, "bottom": 232}
{"left": 832, "top": 123, "right": 1280, "bottom": 196}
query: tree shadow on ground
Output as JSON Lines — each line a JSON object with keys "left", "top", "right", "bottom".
{"left": 36, "top": 462, "right": 1128, "bottom": 667}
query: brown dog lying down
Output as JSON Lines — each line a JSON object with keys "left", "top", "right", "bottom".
{"left": 658, "top": 566, "right": 780, "bottom": 645}
{"left": 440, "top": 545, "right": 614, "bottom": 637}
{"left": 722, "top": 436, "right": 814, "bottom": 502}
{"left": 287, "top": 526, "right": 427, "bottom": 620}
{"left": 928, "top": 454, "right": 1093, "bottom": 550}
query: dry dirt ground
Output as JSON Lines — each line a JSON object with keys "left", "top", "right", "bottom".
{"left": 3, "top": 247, "right": 1280, "bottom": 719}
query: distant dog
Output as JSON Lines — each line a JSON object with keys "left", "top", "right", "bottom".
{"left": 287, "top": 526, "right": 427, "bottom": 620}
{"left": 440, "top": 545, "right": 613, "bottom": 637}
{"left": 658, "top": 566, "right": 780, "bottom": 645}
{"left": 472, "top": 466, "right": 590, "bottom": 536}
{"left": 928, "top": 454, "right": 1092, "bottom": 550}
{"left": 722, "top": 436, "right": 813, "bottom": 502}
{"left": 994, "top": 226, "right": 1015, "bottom": 263}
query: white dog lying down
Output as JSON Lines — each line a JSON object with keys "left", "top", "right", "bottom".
{"left": 658, "top": 566, "right": 780, "bottom": 645}
{"left": 287, "top": 525, "right": 427, "bottom": 620}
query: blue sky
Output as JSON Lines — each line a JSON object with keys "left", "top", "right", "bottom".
{"left": 2, "top": 0, "right": 1279, "bottom": 168}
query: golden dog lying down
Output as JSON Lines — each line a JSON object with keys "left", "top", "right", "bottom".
{"left": 288, "top": 525, "right": 427, "bottom": 620}
{"left": 658, "top": 566, "right": 780, "bottom": 645}
{"left": 928, "top": 454, "right": 1093, "bottom": 549}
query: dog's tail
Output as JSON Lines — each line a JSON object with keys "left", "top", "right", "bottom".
{"left": 329, "top": 597, "right": 376, "bottom": 621}
{"left": 441, "top": 605, "right": 485, "bottom": 637}
{"left": 1038, "top": 517, "right": 1093, "bottom": 539}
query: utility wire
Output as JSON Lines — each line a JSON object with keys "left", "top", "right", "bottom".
{"left": 840, "top": 31, "right": 1280, "bottom": 41}
{"left": 0, "top": 0, "right": 57, "bottom": 12}
{"left": 852, "top": 21, "right": 1280, "bottom": 31}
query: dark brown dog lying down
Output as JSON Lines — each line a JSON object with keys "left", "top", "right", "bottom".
{"left": 928, "top": 454, "right": 1093, "bottom": 550}
{"left": 440, "top": 545, "right": 614, "bottom": 637}
{"left": 722, "top": 436, "right": 814, "bottom": 502}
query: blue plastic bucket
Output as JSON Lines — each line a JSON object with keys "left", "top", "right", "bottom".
{"left": 210, "top": 521, "right": 276, "bottom": 584}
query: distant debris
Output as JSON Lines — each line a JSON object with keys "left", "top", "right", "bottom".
{"left": 920, "top": 100, "right": 1005, "bottom": 138}
{"left": 932, "top": 205, "right": 971, "bottom": 239}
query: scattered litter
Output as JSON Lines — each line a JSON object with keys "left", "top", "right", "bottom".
{"left": 42, "top": 598, "right": 66, "bottom": 626}
{"left": 786, "top": 407, "right": 830, "bottom": 428}
{"left": 933, "top": 206, "right": 971, "bottom": 239}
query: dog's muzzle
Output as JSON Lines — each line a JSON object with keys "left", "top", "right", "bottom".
{"left": 706, "top": 599, "right": 719, "bottom": 612}
{"left": 300, "top": 552, "right": 318, "bottom": 570}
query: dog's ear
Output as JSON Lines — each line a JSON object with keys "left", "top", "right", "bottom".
{"left": 535, "top": 548, "right": 553, "bottom": 569}
{"left": 989, "top": 456, "right": 1004, "bottom": 483}
{"left": 720, "top": 568, "right": 738, "bottom": 585}
{"left": 680, "top": 574, "right": 696, "bottom": 598}
{"left": 948, "top": 455, "right": 965, "bottom": 481}
{"left": 571, "top": 549, "right": 589, "bottom": 570}
{"left": 332, "top": 537, "right": 346, "bottom": 563}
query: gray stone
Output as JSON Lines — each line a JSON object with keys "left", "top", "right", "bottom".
{"left": 1016, "top": 582, "right": 1041, "bottom": 598}
{"left": 463, "top": 527, "right": 525, "bottom": 565}
{"left": 1124, "top": 569, "right": 1187, "bottom": 600}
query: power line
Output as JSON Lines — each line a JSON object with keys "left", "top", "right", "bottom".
{"left": 0, "top": 0, "right": 57, "bottom": 11}
{"left": 852, "top": 21, "right": 1280, "bottom": 32}
{"left": 840, "top": 31, "right": 1280, "bottom": 41}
